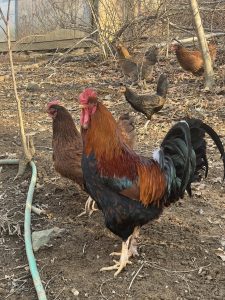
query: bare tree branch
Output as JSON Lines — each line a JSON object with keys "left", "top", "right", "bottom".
{"left": 6, "top": 0, "right": 11, "bottom": 22}
{"left": 0, "top": 7, "right": 7, "bottom": 25}
{"left": 1, "top": 0, "right": 34, "bottom": 176}
{"left": 189, "top": 0, "right": 214, "bottom": 90}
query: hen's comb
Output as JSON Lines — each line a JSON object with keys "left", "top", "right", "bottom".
{"left": 47, "top": 99, "right": 61, "bottom": 109}
{"left": 79, "top": 88, "right": 97, "bottom": 104}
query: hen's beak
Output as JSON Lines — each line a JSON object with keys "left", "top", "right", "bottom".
{"left": 79, "top": 104, "right": 88, "bottom": 109}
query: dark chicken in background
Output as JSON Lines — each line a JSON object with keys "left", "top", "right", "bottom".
{"left": 117, "top": 113, "right": 136, "bottom": 149}
{"left": 171, "top": 39, "right": 217, "bottom": 76}
{"left": 79, "top": 88, "right": 225, "bottom": 276}
{"left": 47, "top": 100, "right": 136, "bottom": 215}
{"left": 122, "top": 74, "right": 168, "bottom": 131}
{"left": 116, "top": 43, "right": 158, "bottom": 83}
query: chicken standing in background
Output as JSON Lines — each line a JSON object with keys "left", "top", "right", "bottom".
{"left": 79, "top": 88, "right": 225, "bottom": 276}
{"left": 122, "top": 74, "right": 168, "bottom": 131}
{"left": 117, "top": 113, "right": 136, "bottom": 149}
{"left": 171, "top": 39, "right": 217, "bottom": 76}
{"left": 47, "top": 100, "right": 136, "bottom": 216}
{"left": 116, "top": 43, "right": 158, "bottom": 84}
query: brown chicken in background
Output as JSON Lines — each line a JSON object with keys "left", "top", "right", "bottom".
{"left": 116, "top": 43, "right": 159, "bottom": 83}
{"left": 171, "top": 39, "right": 217, "bottom": 76}
{"left": 47, "top": 100, "right": 136, "bottom": 215}
{"left": 122, "top": 74, "right": 168, "bottom": 131}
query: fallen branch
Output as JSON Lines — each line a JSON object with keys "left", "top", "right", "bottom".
{"left": 31, "top": 206, "right": 47, "bottom": 216}
{"left": 169, "top": 21, "right": 225, "bottom": 34}
{"left": 157, "top": 32, "right": 225, "bottom": 47}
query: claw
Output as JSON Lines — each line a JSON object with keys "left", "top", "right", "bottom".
{"left": 100, "top": 257, "right": 132, "bottom": 277}
{"left": 100, "top": 227, "right": 141, "bottom": 276}
{"left": 110, "top": 252, "right": 121, "bottom": 257}
{"left": 100, "top": 236, "right": 133, "bottom": 277}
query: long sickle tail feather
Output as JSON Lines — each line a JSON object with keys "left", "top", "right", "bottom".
{"left": 201, "top": 122, "right": 225, "bottom": 179}
{"left": 155, "top": 119, "right": 225, "bottom": 205}
{"left": 186, "top": 118, "right": 225, "bottom": 180}
{"left": 161, "top": 121, "right": 194, "bottom": 201}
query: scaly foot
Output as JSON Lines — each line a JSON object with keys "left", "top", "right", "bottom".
{"left": 110, "top": 227, "right": 140, "bottom": 258}
{"left": 100, "top": 237, "right": 132, "bottom": 277}
{"left": 110, "top": 244, "right": 138, "bottom": 258}
{"left": 77, "top": 196, "right": 98, "bottom": 217}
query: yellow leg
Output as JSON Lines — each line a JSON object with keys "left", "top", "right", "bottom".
{"left": 77, "top": 196, "right": 98, "bottom": 217}
{"left": 110, "top": 227, "right": 140, "bottom": 258}
{"left": 100, "top": 235, "right": 132, "bottom": 277}
{"left": 90, "top": 200, "right": 98, "bottom": 215}
{"left": 143, "top": 79, "right": 147, "bottom": 90}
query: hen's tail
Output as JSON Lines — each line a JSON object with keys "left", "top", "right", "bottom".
{"left": 156, "top": 74, "right": 168, "bottom": 98}
{"left": 156, "top": 119, "right": 225, "bottom": 205}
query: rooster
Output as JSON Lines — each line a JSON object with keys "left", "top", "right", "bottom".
{"left": 79, "top": 88, "right": 225, "bottom": 277}
{"left": 122, "top": 74, "right": 168, "bottom": 131}
{"left": 116, "top": 43, "right": 158, "bottom": 83}
{"left": 171, "top": 39, "right": 217, "bottom": 76}
{"left": 47, "top": 100, "right": 136, "bottom": 216}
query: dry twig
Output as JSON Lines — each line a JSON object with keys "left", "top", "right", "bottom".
{"left": 128, "top": 262, "right": 145, "bottom": 290}
{"left": 99, "top": 278, "right": 113, "bottom": 300}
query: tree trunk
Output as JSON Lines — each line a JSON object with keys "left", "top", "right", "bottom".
{"left": 189, "top": 0, "right": 214, "bottom": 90}
{"left": 123, "top": 0, "right": 135, "bottom": 39}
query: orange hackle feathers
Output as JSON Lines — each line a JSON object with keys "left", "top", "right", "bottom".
{"left": 116, "top": 43, "right": 132, "bottom": 59}
{"left": 84, "top": 102, "right": 137, "bottom": 180}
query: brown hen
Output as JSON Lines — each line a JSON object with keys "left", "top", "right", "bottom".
{"left": 172, "top": 40, "right": 217, "bottom": 76}
{"left": 47, "top": 100, "right": 136, "bottom": 215}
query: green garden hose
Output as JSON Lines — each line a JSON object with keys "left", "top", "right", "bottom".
{"left": 0, "top": 159, "right": 47, "bottom": 300}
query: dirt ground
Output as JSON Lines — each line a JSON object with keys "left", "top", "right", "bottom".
{"left": 0, "top": 50, "right": 225, "bottom": 300}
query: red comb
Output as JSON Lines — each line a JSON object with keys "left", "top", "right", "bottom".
{"left": 79, "top": 88, "right": 97, "bottom": 104}
{"left": 47, "top": 99, "right": 61, "bottom": 109}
